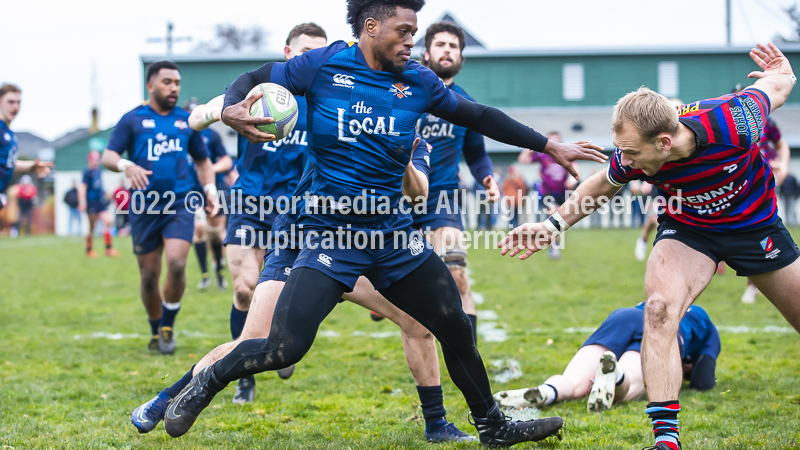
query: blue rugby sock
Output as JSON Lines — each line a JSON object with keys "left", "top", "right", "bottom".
{"left": 149, "top": 318, "right": 160, "bottom": 337}
{"left": 417, "top": 385, "right": 447, "bottom": 432}
{"left": 230, "top": 305, "right": 248, "bottom": 340}
{"left": 160, "top": 302, "right": 181, "bottom": 329}
{"left": 162, "top": 365, "right": 196, "bottom": 400}
{"left": 194, "top": 242, "right": 209, "bottom": 277}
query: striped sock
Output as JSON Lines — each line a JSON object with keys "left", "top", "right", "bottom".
{"left": 646, "top": 400, "right": 681, "bottom": 449}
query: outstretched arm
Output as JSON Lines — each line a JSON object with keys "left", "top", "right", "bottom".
{"left": 189, "top": 95, "right": 224, "bottom": 131}
{"left": 747, "top": 43, "right": 796, "bottom": 111}
{"left": 13, "top": 159, "right": 52, "bottom": 178}
{"left": 438, "top": 93, "right": 607, "bottom": 180}
{"left": 498, "top": 170, "right": 622, "bottom": 260}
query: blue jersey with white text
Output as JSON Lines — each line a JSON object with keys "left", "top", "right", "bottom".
{"left": 231, "top": 95, "right": 308, "bottom": 200}
{"left": 0, "top": 121, "right": 19, "bottom": 194}
{"left": 82, "top": 168, "right": 104, "bottom": 202}
{"left": 417, "top": 83, "right": 486, "bottom": 192}
{"left": 268, "top": 41, "right": 459, "bottom": 210}
{"left": 107, "top": 105, "right": 208, "bottom": 196}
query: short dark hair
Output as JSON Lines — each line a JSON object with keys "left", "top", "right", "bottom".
{"left": 286, "top": 22, "right": 327, "bottom": 46}
{"left": 346, "top": 0, "right": 425, "bottom": 38}
{"left": 424, "top": 21, "right": 465, "bottom": 53}
{"left": 0, "top": 83, "right": 21, "bottom": 100}
{"left": 146, "top": 61, "right": 180, "bottom": 83}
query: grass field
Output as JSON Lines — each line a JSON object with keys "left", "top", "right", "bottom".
{"left": 2, "top": 228, "right": 800, "bottom": 449}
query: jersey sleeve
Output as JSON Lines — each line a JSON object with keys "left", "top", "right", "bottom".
{"left": 699, "top": 323, "right": 721, "bottom": 359}
{"left": 462, "top": 128, "right": 493, "bottom": 183}
{"left": 188, "top": 130, "right": 210, "bottom": 161}
{"left": 411, "top": 135, "right": 431, "bottom": 179}
{"left": 606, "top": 149, "right": 636, "bottom": 186}
{"left": 417, "top": 65, "right": 459, "bottom": 117}
{"left": 82, "top": 169, "right": 90, "bottom": 186}
{"left": 208, "top": 130, "right": 228, "bottom": 161}
{"left": 106, "top": 113, "right": 133, "bottom": 156}
{"left": 739, "top": 88, "right": 771, "bottom": 148}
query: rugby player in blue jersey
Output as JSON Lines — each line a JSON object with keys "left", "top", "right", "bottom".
{"left": 101, "top": 61, "right": 216, "bottom": 355}
{"left": 501, "top": 43, "right": 798, "bottom": 450}
{"left": 495, "top": 303, "right": 719, "bottom": 412}
{"left": 187, "top": 23, "right": 328, "bottom": 401}
{"left": 403, "top": 21, "right": 500, "bottom": 339}
{"left": 0, "top": 84, "right": 52, "bottom": 211}
{"left": 163, "top": 0, "right": 606, "bottom": 445}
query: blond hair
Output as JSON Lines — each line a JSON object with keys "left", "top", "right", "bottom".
{"left": 612, "top": 87, "right": 679, "bottom": 142}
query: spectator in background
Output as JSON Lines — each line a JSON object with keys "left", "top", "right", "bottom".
{"left": 64, "top": 180, "right": 81, "bottom": 236}
{"left": 475, "top": 171, "right": 499, "bottom": 230}
{"left": 16, "top": 175, "right": 36, "bottom": 236}
{"left": 114, "top": 181, "right": 130, "bottom": 237}
{"left": 502, "top": 166, "right": 527, "bottom": 229}
{"left": 781, "top": 174, "right": 800, "bottom": 227}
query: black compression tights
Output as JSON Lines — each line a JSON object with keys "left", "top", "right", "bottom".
{"left": 212, "top": 253, "right": 496, "bottom": 417}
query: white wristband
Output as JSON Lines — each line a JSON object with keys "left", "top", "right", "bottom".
{"left": 552, "top": 211, "right": 570, "bottom": 231}
{"left": 543, "top": 219, "right": 560, "bottom": 236}
{"left": 201, "top": 108, "right": 218, "bottom": 126}
{"left": 203, "top": 183, "right": 218, "bottom": 197}
{"left": 117, "top": 159, "right": 134, "bottom": 172}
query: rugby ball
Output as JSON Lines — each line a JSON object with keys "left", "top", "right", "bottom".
{"left": 248, "top": 83, "right": 298, "bottom": 140}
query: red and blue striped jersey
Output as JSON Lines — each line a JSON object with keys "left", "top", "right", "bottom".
{"left": 607, "top": 88, "right": 775, "bottom": 232}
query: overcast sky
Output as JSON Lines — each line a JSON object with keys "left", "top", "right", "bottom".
{"left": 3, "top": 0, "right": 798, "bottom": 141}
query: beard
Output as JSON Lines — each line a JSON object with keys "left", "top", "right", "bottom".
{"left": 380, "top": 56, "right": 407, "bottom": 75}
{"left": 153, "top": 92, "right": 177, "bottom": 111}
{"left": 428, "top": 57, "right": 463, "bottom": 79}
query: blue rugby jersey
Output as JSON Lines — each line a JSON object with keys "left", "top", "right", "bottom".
{"left": 0, "top": 121, "right": 19, "bottom": 194}
{"left": 417, "top": 83, "right": 492, "bottom": 192}
{"left": 635, "top": 303, "right": 720, "bottom": 362}
{"left": 608, "top": 89, "right": 774, "bottom": 231}
{"left": 264, "top": 41, "right": 459, "bottom": 209}
{"left": 188, "top": 127, "right": 229, "bottom": 191}
{"left": 231, "top": 95, "right": 308, "bottom": 200}
{"left": 107, "top": 105, "right": 208, "bottom": 196}
{"left": 82, "top": 167, "right": 104, "bottom": 203}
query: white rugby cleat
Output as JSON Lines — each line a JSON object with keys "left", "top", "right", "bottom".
{"left": 587, "top": 351, "right": 617, "bottom": 412}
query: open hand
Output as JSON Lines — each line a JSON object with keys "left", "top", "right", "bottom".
{"left": 498, "top": 222, "right": 556, "bottom": 260}
{"left": 544, "top": 140, "right": 607, "bottom": 181}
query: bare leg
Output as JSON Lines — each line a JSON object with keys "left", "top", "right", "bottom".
{"left": 618, "top": 350, "right": 644, "bottom": 401}
{"left": 749, "top": 257, "right": 800, "bottom": 333}
{"left": 162, "top": 238, "right": 191, "bottom": 305}
{"left": 343, "top": 277, "right": 440, "bottom": 386}
{"left": 642, "top": 240, "right": 716, "bottom": 402}
{"left": 641, "top": 214, "right": 658, "bottom": 242}
{"left": 544, "top": 344, "right": 609, "bottom": 401}
{"left": 227, "top": 245, "right": 266, "bottom": 312}
{"left": 135, "top": 245, "right": 164, "bottom": 321}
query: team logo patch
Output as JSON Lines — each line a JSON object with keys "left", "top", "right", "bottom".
{"left": 333, "top": 74, "right": 355, "bottom": 89}
{"left": 390, "top": 83, "right": 412, "bottom": 99}
{"left": 174, "top": 120, "right": 188, "bottom": 130}
{"left": 409, "top": 235, "right": 425, "bottom": 256}
{"left": 235, "top": 228, "right": 247, "bottom": 238}
{"left": 318, "top": 253, "right": 332, "bottom": 267}
{"left": 760, "top": 237, "right": 773, "bottom": 252}
{"left": 3, "top": 132, "right": 10, "bottom": 140}
{"left": 661, "top": 229, "right": 677, "bottom": 236}
{"left": 141, "top": 119, "right": 156, "bottom": 128}
{"left": 284, "top": 267, "right": 292, "bottom": 276}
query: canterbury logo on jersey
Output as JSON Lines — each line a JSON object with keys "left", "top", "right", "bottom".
{"left": 333, "top": 74, "right": 355, "bottom": 88}
{"left": 147, "top": 136, "right": 184, "bottom": 161}
{"left": 263, "top": 130, "right": 308, "bottom": 151}
{"left": 337, "top": 108, "right": 398, "bottom": 143}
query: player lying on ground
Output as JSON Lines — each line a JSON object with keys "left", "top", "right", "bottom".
{"left": 500, "top": 43, "right": 798, "bottom": 450}
{"left": 159, "top": 0, "right": 607, "bottom": 446}
{"left": 102, "top": 61, "right": 217, "bottom": 355}
{"left": 133, "top": 138, "right": 477, "bottom": 442}
{"left": 495, "top": 303, "right": 719, "bottom": 412}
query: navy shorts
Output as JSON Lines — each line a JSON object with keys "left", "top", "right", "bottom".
{"left": 129, "top": 193, "right": 194, "bottom": 255}
{"left": 86, "top": 198, "right": 109, "bottom": 215}
{"left": 654, "top": 217, "right": 800, "bottom": 277}
{"left": 411, "top": 189, "right": 464, "bottom": 232}
{"left": 258, "top": 214, "right": 302, "bottom": 284}
{"left": 223, "top": 193, "right": 274, "bottom": 248}
{"left": 582, "top": 307, "right": 644, "bottom": 358}
{"left": 292, "top": 212, "right": 435, "bottom": 290}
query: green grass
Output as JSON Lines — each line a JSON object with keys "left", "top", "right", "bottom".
{"left": 1, "top": 229, "right": 799, "bottom": 449}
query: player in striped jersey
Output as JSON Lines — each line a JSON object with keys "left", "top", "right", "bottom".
{"left": 500, "top": 43, "right": 799, "bottom": 450}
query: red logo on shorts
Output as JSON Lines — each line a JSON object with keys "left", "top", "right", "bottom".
{"left": 760, "top": 237, "right": 774, "bottom": 252}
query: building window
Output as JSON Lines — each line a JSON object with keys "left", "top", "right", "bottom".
{"left": 658, "top": 61, "right": 679, "bottom": 98}
{"left": 562, "top": 63, "right": 584, "bottom": 101}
